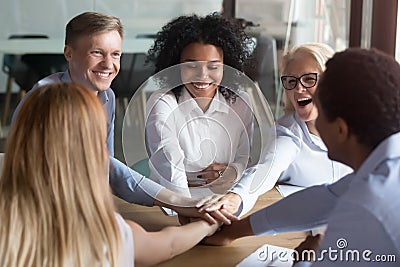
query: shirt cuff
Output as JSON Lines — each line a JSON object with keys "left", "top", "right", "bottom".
{"left": 122, "top": 169, "right": 164, "bottom": 206}
{"left": 133, "top": 171, "right": 164, "bottom": 205}
{"left": 109, "top": 157, "right": 163, "bottom": 206}
{"left": 229, "top": 186, "right": 259, "bottom": 217}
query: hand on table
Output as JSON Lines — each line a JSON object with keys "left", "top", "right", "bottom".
{"left": 155, "top": 188, "right": 238, "bottom": 225}
{"left": 294, "top": 234, "right": 322, "bottom": 264}
{"left": 175, "top": 206, "right": 237, "bottom": 225}
{"left": 201, "top": 224, "right": 236, "bottom": 246}
{"left": 196, "top": 192, "right": 242, "bottom": 215}
{"left": 180, "top": 216, "right": 223, "bottom": 237}
{"left": 202, "top": 216, "right": 254, "bottom": 246}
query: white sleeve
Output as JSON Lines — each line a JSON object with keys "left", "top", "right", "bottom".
{"left": 230, "top": 97, "right": 255, "bottom": 180}
{"left": 230, "top": 134, "right": 300, "bottom": 215}
{"left": 114, "top": 213, "right": 134, "bottom": 267}
{"left": 145, "top": 94, "right": 191, "bottom": 197}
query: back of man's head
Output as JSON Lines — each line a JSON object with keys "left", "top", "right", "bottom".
{"left": 318, "top": 48, "right": 400, "bottom": 149}
{"left": 65, "top": 12, "right": 123, "bottom": 47}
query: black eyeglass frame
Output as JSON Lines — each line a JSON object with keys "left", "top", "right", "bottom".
{"left": 280, "top": 72, "right": 318, "bottom": 90}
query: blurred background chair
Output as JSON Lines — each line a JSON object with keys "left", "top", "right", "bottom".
{"left": 2, "top": 34, "right": 67, "bottom": 125}
{"left": 112, "top": 52, "right": 156, "bottom": 162}
{"left": 244, "top": 34, "right": 280, "bottom": 117}
{"left": 111, "top": 52, "right": 155, "bottom": 113}
{"left": 131, "top": 158, "right": 150, "bottom": 177}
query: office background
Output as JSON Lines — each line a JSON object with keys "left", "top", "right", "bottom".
{"left": 1, "top": 0, "right": 399, "bottom": 160}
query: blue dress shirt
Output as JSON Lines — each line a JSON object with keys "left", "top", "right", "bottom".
{"left": 250, "top": 132, "right": 400, "bottom": 266}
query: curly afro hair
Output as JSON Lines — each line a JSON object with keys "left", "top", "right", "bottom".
{"left": 148, "top": 12, "right": 254, "bottom": 102}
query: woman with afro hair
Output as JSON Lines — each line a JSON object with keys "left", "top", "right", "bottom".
{"left": 145, "top": 13, "right": 255, "bottom": 197}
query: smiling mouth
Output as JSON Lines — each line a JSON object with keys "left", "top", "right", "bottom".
{"left": 191, "top": 82, "right": 213, "bottom": 89}
{"left": 297, "top": 97, "right": 312, "bottom": 106}
{"left": 93, "top": 71, "right": 112, "bottom": 78}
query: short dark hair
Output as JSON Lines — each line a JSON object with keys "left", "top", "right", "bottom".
{"left": 148, "top": 13, "right": 253, "bottom": 102}
{"left": 65, "top": 12, "right": 123, "bottom": 46}
{"left": 317, "top": 48, "right": 400, "bottom": 148}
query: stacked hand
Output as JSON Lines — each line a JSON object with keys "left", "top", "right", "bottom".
{"left": 294, "top": 234, "right": 322, "bottom": 264}
{"left": 196, "top": 192, "right": 242, "bottom": 215}
{"left": 155, "top": 188, "right": 238, "bottom": 225}
{"left": 175, "top": 206, "right": 237, "bottom": 225}
{"left": 173, "top": 193, "right": 242, "bottom": 240}
{"left": 201, "top": 223, "right": 237, "bottom": 246}
{"left": 174, "top": 192, "right": 243, "bottom": 235}
{"left": 170, "top": 191, "right": 255, "bottom": 247}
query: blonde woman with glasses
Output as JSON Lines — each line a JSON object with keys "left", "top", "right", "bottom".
{"left": 0, "top": 83, "right": 221, "bottom": 267}
{"left": 199, "top": 43, "right": 353, "bottom": 216}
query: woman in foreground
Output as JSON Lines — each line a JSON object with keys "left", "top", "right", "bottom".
{"left": 0, "top": 83, "right": 220, "bottom": 267}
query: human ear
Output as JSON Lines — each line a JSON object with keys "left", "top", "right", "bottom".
{"left": 64, "top": 45, "right": 72, "bottom": 61}
{"left": 335, "top": 117, "right": 349, "bottom": 143}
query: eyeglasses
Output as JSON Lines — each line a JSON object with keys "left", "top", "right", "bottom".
{"left": 280, "top": 73, "right": 318, "bottom": 90}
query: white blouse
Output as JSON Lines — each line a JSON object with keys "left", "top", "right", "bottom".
{"left": 115, "top": 213, "right": 134, "bottom": 267}
{"left": 145, "top": 87, "right": 254, "bottom": 196}
{"left": 231, "top": 113, "right": 353, "bottom": 215}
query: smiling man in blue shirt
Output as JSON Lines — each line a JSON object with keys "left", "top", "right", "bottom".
{"left": 204, "top": 48, "right": 400, "bottom": 266}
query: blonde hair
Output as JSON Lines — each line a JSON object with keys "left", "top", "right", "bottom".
{"left": 281, "top": 43, "right": 335, "bottom": 113}
{"left": 0, "top": 83, "right": 121, "bottom": 266}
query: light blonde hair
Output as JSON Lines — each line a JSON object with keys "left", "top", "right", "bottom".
{"left": 0, "top": 83, "right": 121, "bottom": 266}
{"left": 281, "top": 43, "right": 335, "bottom": 113}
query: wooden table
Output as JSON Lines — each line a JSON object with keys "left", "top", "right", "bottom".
{"left": 114, "top": 188, "right": 307, "bottom": 267}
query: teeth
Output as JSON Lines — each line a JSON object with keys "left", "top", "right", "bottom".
{"left": 193, "top": 83, "right": 211, "bottom": 89}
{"left": 297, "top": 97, "right": 313, "bottom": 107}
{"left": 95, "top": 72, "right": 110, "bottom": 77}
